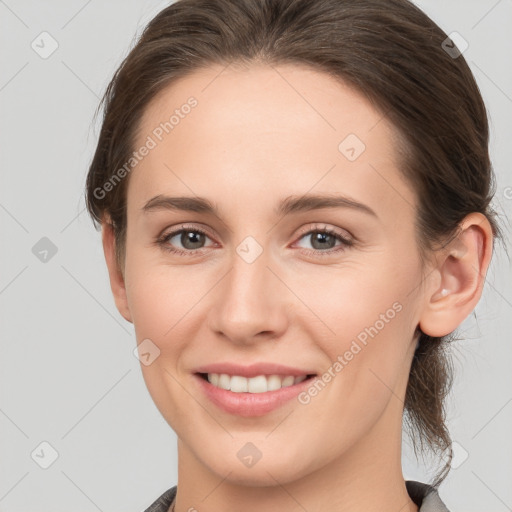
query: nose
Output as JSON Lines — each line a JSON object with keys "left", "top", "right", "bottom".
{"left": 206, "top": 246, "right": 289, "bottom": 346}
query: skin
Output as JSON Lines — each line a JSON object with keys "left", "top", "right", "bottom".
{"left": 101, "top": 63, "right": 493, "bottom": 512}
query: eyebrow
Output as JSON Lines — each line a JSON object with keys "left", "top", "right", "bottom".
{"left": 141, "top": 193, "right": 378, "bottom": 218}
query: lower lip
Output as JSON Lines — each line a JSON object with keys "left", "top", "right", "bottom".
{"left": 194, "top": 374, "right": 316, "bottom": 417}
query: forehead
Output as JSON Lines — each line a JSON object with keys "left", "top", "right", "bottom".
{"left": 128, "top": 63, "right": 414, "bottom": 221}
{"left": 137, "top": 62, "right": 392, "bottom": 146}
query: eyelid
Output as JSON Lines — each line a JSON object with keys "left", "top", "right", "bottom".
{"left": 159, "top": 222, "right": 215, "bottom": 240}
{"left": 159, "top": 222, "right": 352, "bottom": 244}
{"left": 156, "top": 221, "right": 354, "bottom": 255}
{"left": 293, "top": 223, "right": 353, "bottom": 243}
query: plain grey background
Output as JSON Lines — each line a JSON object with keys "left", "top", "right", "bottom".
{"left": 0, "top": 1, "right": 511, "bottom": 511}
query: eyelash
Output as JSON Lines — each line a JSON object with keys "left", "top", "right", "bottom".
{"left": 155, "top": 223, "right": 354, "bottom": 258}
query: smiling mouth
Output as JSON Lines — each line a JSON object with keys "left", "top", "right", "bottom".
{"left": 196, "top": 372, "right": 316, "bottom": 393}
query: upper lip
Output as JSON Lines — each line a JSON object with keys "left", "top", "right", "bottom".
{"left": 193, "top": 362, "right": 316, "bottom": 378}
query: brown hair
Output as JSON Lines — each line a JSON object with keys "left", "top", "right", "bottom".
{"left": 84, "top": 0, "right": 503, "bottom": 486}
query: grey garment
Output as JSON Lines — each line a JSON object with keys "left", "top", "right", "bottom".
{"left": 142, "top": 480, "right": 450, "bottom": 512}
{"left": 406, "top": 481, "right": 450, "bottom": 512}
{"left": 142, "top": 485, "right": 176, "bottom": 512}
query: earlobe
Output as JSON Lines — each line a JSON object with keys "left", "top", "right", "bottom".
{"left": 101, "top": 219, "right": 133, "bottom": 324}
{"left": 418, "top": 213, "right": 493, "bottom": 338}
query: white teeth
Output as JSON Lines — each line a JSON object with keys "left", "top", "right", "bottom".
{"left": 206, "top": 373, "right": 309, "bottom": 393}
{"left": 218, "top": 373, "right": 231, "bottom": 389}
{"left": 282, "top": 376, "right": 295, "bottom": 387}
{"left": 267, "top": 375, "right": 282, "bottom": 391}
{"left": 230, "top": 375, "right": 248, "bottom": 392}
{"left": 248, "top": 375, "right": 267, "bottom": 393}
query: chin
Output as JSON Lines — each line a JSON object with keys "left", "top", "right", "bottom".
{"left": 199, "top": 446, "right": 312, "bottom": 487}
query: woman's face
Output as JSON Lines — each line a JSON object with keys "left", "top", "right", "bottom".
{"left": 117, "top": 63, "right": 429, "bottom": 485}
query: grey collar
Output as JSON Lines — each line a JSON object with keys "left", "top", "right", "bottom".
{"left": 143, "top": 480, "right": 450, "bottom": 512}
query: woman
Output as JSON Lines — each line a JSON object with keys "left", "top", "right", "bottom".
{"left": 85, "top": 0, "right": 503, "bottom": 511}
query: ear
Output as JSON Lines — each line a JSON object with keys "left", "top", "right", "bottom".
{"left": 419, "top": 212, "right": 493, "bottom": 338}
{"left": 101, "top": 218, "right": 133, "bottom": 324}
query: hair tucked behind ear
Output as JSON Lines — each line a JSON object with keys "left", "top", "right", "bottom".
{"left": 84, "top": 0, "right": 505, "bottom": 486}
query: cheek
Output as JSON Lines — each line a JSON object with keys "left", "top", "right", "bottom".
{"left": 309, "top": 256, "right": 419, "bottom": 388}
{"left": 295, "top": 277, "right": 416, "bottom": 450}
{"left": 124, "top": 251, "right": 210, "bottom": 341}
{"left": 125, "top": 268, "right": 201, "bottom": 431}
